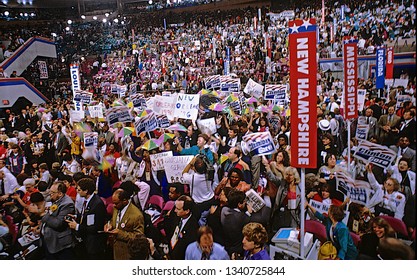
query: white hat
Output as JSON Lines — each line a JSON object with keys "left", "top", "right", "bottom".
{"left": 318, "top": 119, "right": 331, "bottom": 131}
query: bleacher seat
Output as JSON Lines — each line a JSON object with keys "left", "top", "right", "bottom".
{"left": 380, "top": 216, "right": 410, "bottom": 239}
{"left": 305, "top": 220, "right": 327, "bottom": 244}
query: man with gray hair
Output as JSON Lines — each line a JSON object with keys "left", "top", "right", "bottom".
{"left": 40, "top": 181, "right": 75, "bottom": 259}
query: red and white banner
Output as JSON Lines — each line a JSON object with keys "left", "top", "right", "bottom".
{"left": 289, "top": 19, "right": 318, "bottom": 169}
{"left": 343, "top": 36, "right": 358, "bottom": 120}
{"left": 386, "top": 47, "right": 394, "bottom": 79}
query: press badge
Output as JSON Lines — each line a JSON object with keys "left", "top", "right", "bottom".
{"left": 87, "top": 214, "right": 95, "bottom": 226}
{"left": 170, "top": 226, "right": 180, "bottom": 249}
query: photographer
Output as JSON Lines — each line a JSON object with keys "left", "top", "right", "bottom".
{"left": 182, "top": 155, "right": 215, "bottom": 222}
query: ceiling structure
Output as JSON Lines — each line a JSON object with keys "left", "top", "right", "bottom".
{"left": 2, "top": 0, "right": 148, "bottom": 8}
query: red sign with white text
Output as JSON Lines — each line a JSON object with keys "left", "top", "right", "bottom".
{"left": 386, "top": 47, "right": 394, "bottom": 79}
{"left": 289, "top": 19, "right": 317, "bottom": 169}
{"left": 343, "top": 36, "right": 358, "bottom": 120}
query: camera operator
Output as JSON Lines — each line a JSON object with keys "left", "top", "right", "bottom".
{"left": 182, "top": 155, "right": 215, "bottom": 222}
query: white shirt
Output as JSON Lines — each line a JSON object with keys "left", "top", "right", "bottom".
{"left": 2, "top": 172, "right": 20, "bottom": 194}
{"left": 62, "top": 160, "right": 81, "bottom": 174}
{"left": 183, "top": 171, "right": 214, "bottom": 204}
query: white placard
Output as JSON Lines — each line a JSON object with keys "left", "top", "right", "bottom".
{"left": 70, "top": 110, "right": 85, "bottom": 123}
{"left": 153, "top": 94, "right": 177, "bottom": 121}
{"left": 88, "top": 105, "right": 104, "bottom": 118}
{"left": 83, "top": 132, "right": 98, "bottom": 148}
{"left": 106, "top": 106, "right": 132, "bottom": 126}
{"left": 357, "top": 89, "right": 367, "bottom": 112}
{"left": 353, "top": 140, "right": 397, "bottom": 169}
{"left": 197, "top": 118, "right": 217, "bottom": 135}
{"left": 163, "top": 156, "right": 194, "bottom": 183}
{"left": 134, "top": 112, "right": 158, "bottom": 135}
{"left": 355, "top": 124, "right": 369, "bottom": 141}
{"left": 150, "top": 151, "right": 173, "bottom": 171}
{"left": 244, "top": 78, "right": 263, "bottom": 99}
{"left": 174, "top": 94, "right": 200, "bottom": 120}
{"left": 393, "top": 78, "right": 409, "bottom": 88}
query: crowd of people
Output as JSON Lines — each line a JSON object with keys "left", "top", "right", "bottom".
{"left": 0, "top": 0, "right": 415, "bottom": 261}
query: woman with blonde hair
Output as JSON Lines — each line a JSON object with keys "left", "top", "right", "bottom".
{"left": 264, "top": 161, "right": 302, "bottom": 234}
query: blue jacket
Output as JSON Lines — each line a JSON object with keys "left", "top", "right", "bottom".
{"left": 244, "top": 248, "right": 271, "bottom": 260}
{"left": 315, "top": 211, "right": 358, "bottom": 260}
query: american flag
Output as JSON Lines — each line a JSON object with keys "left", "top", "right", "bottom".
{"left": 288, "top": 19, "right": 317, "bottom": 34}
{"left": 343, "top": 36, "right": 358, "bottom": 44}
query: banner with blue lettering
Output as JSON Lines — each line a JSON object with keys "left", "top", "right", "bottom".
{"left": 173, "top": 93, "right": 200, "bottom": 120}
{"left": 353, "top": 140, "right": 397, "bottom": 169}
{"left": 134, "top": 112, "right": 158, "bottom": 135}
{"left": 83, "top": 132, "right": 98, "bottom": 148}
{"left": 335, "top": 171, "right": 374, "bottom": 206}
{"left": 70, "top": 63, "right": 81, "bottom": 94}
{"left": 242, "top": 132, "right": 276, "bottom": 156}
{"left": 375, "top": 47, "right": 386, "bottom": 89}
{"left": 264, "top": 84, "right": 287, "bottom": 101}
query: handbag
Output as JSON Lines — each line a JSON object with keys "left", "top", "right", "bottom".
{"left": 318, "top": 241, "right": 337, "bottom": 260}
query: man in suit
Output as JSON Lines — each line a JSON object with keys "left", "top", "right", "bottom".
{"left": 164, "top": 195, "right": 199, "bottom": 260}
{"left": 99, "top": 123, "right": 115, "bottom": 146}
{"left": 19, "top": 108, "right": 31, "bottom": 131}
{"left": 51, "top": 124, "right": 69, "bottom": 163}
{"left": 378, "top": 106, "right": 401, "bottom": 146}
{"left": 364, "top": 108, "right": 378, "bottom": 140}
{"left": 28, "top": 107, "right": 40, "bottom": 133}
{"left": 66, "top": 177, "right": 107, "bottom": 259}
{"left": 104, "top": 188, "right": 144, "bottom": 260}
{"left": 393, "top": 110, "right": 416, "bottom": 150}
{"left": 40, "top": 181, "right": 75, "bottom": 259}
{"left": 24, "top": 134, "right": 45, "bottom": 165}
{"left": 390, "top": 136, "right": 416, "bottom": 172}
{"left": 90, "top": 165, "right": 113, "bottom": 198}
